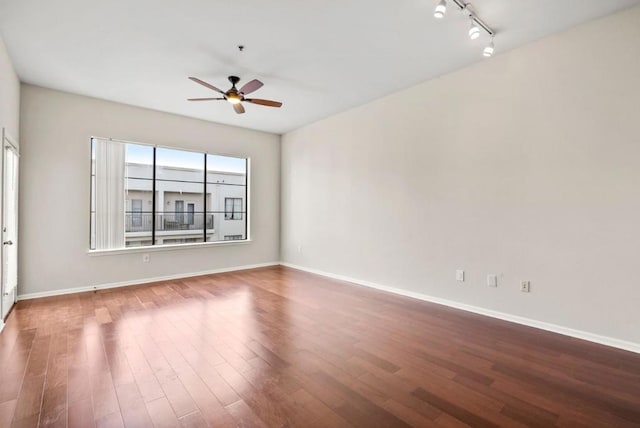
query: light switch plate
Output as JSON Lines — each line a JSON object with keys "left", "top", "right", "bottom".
{"left": 456, "top": 270, "right": 464, "bottom": 282}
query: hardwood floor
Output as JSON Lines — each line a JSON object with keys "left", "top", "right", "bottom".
{"left": 1, "top": 265, "right": 639, "bottom": 427}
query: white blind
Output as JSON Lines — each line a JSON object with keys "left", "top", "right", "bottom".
{"left": 93, "top": 138, "right": 125, "bottom": 249}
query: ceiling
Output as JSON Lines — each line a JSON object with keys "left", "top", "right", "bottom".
{"left": 1, "top": 0, "right": 638, "bottom": 134}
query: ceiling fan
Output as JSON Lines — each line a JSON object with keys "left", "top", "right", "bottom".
{"left": 187, "top": 75, "right": 282, "bottom": 114}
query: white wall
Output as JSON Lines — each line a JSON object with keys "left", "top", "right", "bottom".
{"left": 0, "top": 36, "right": 20, "bottom": 139}
{"left": 281, "top": 7, "right": 640, "bottom": 345}
{"left": 19, "top": 84, "right": 280, "bottom": 296}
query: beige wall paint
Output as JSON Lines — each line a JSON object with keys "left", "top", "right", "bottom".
{"left": 19, "top": 84, "right": 280, "bottom": 295}
{"left": 281, "top": 7, "right": 640, "bottom": 344}
{"left": 0, "top": 36, "right": 20, "bottom": 139}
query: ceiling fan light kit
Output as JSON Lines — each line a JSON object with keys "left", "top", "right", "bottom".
{"left": 433, "top": 0, "right": 495, "bottom": 57}
{"left": 187, "top": 75, "right": 283, "bottom": 115}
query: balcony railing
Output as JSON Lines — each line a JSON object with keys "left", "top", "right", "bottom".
{"left": 125, "top": 212, "right": 213, "bottom": 233}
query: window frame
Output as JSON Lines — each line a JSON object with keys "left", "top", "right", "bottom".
{"left": 89, "top": 136, "right": 250, "bottom": 253}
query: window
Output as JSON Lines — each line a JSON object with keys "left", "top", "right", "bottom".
{"left": 90, "top": 137, "right": 248, "bottom": 250}
{"left": 225, "top": 198, "right": 243, "bottom": 220}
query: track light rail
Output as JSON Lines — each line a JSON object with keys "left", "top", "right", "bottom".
{"left": 450, "top": 0, "right": 494, "bottom": 36}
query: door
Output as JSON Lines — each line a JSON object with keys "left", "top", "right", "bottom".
{"left": 175, "top": 200, "right": 184, "bottom": 224}
{"left": 187, "top": 203, "right": 194, "bottom": 225}
{"left": 2, "top": 130, "right": 19, "bottom": 320}
{"left": 131, "top": 199, "right": 142, "bottom": 228}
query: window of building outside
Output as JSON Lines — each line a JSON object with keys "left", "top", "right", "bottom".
{"left": 90, "top": 137, "right": 248, "bottom": 250}
{"left": 224, "top": 235, "right": 244, "bottom": 241}
{"left": 225, "top": 197, "right": 243, "bottom": 220}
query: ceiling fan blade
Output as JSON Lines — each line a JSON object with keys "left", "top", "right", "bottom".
{"left": 245, "top": 98, "right": 282, "bottom": 108}
{"left": 238, "top": 79, "right": 264, "bottom": 95}
{"left": 188, "top": 77, "right": 226, "bottom": 95}
{"left": 233, "top": 103, "right": 245, "bottom": 114}
{"left": 187, "top": 97, "right": 225, "bottom": 101}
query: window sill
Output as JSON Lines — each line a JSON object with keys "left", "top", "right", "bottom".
{"left": 87, "top": 239, "right": 252, "bottom": 257}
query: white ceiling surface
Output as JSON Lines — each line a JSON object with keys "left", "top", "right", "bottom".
{"left": 1, "top": 0, "right": 638, "bottom": 134}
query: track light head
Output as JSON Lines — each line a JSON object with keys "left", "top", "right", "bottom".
{"left": 468, "top": 17, "right": 480, "bottom": 40}
{"left": 434, "top": 0, "right": 447, "bottom": 19}
{"left": 483, "top": 38, "right": 494, "bottom": 57}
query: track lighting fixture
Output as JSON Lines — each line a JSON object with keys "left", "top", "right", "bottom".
{"left": 483, "top": 37, "right": 494, "bottom": 57}
{"left": 468, "top": 17, "right": 480, "bottom": 40}
{"left": 431, "top": 1, "right": 495, "bottom": 57}
{"left": 434, "top": 0, "right": 447, "bottom": 19}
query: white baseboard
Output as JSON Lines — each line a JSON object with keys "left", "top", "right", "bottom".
{"left": 14, "top": 260, "right": 640, "bottom": 354}
{"left": 0, "top": 320, "right": 4, "bottom": 334}
{"left": 280, "top": 262, "right": 640, "bottom": 355}
{"left": 17, "top": 262, "right": 280, "bottom": 301}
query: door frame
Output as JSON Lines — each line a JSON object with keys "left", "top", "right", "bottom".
{"left": 1, "top": 127, "right": 19, "bottom": 328}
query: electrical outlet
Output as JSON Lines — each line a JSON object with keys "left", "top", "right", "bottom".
{"left": 520, "top": 280, "right": 531, "bottom": 293}
{"left": 142, "top": 254, "right": 150, "bottom": 263}
{"left": 297, "top": 245, "right": 302, "bottom": 254}
{"left": 487, "top": 274, "right": 498, "bottom": 287}
{"left": 456, "top": 270, "right": 464, "bottom": 282}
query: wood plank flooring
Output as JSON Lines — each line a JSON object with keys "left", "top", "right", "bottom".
{"left": 1, "top": 265, "right": 639, "bottom": 427}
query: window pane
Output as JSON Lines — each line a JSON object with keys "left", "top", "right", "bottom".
{"left": 207, "top": 155, "right": 247, "bottom": 242}
{"left": 156, "top": 148, "right": 206, "bottom": 245}
{"left": 224, "top": 198, "right": 232, "bottom": 219}
{"left": 125, "top": 144, "right": 154, "bottom": 247}
{"left": 233, "top": 198, "right": 242, "bottom": 219}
